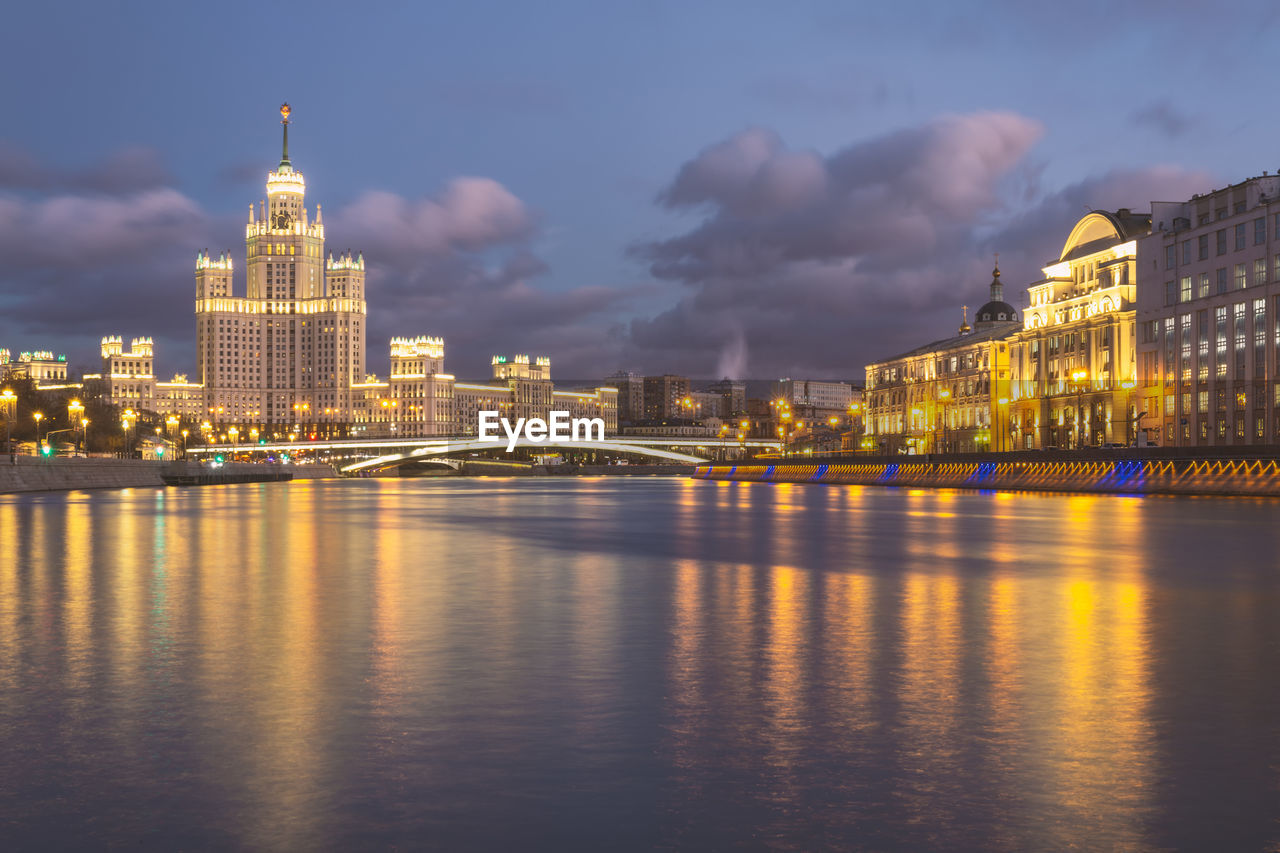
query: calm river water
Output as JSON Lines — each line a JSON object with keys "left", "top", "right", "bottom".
{"left": 2, "top": 477, "right": 1279, "bottom": 850}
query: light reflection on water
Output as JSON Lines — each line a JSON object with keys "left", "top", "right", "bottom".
{"left": 1, "top": 478, "right": 1279, "bottom": 850}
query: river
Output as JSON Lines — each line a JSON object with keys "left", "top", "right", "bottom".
{"left": 1, "top": 477, "right": 1278, "bottom": 850}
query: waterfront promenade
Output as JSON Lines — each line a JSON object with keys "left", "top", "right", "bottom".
{"left": 0, "top": 457, "right": 337, "bottom": 494}
{"left": 695, "top": 447, "right": 1280, "bottom": 497}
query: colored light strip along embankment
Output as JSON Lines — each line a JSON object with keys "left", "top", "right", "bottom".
{"left": 692, "top": 458, "right": 1280, "bottom": 497}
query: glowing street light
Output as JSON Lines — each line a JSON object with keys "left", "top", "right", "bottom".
{"left": 1070, "top": 367, "right": 1090, "bottom": 449}
{"left": 1, "top": 388, "right": 15, "bottom": 463}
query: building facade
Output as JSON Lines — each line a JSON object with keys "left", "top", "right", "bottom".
{"left": 1009, "top": 210, "right": 1149, "bottom": 449}
{"left": 1136, "top": 174, "right": 1280, "bottom": 446}
{"left": 865, "top": 272, "right": 1020, "bottom": 455}
{"left": 642, "top": 374, "right": 691, "bottom": 421}
{"left": 196, "top": 104, "right": 366, "bottom": 435}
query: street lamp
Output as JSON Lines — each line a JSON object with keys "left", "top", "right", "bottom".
{"left": 1, "top": 388, "right": 15, "bottom": 464}
{"left": 122, "top": 409, "right": 136, "bottom": 458}
{"left": 937, "top": 388, "right": 951, "bottom": 454}
{"left": 68, "top": 399, "right": 84, "bottom": 456}
{"left": 1070, "top": 367, "right": 1090, "bottom": 449}
{"left": 180, "top": 429, "right": 189, "bottom": 459}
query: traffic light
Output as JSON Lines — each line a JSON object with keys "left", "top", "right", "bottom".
{"left": 155, "top": 447, "right": 165, "bottom": 458}
{"left": 39, "top": 443, "right": 52, "bottom": 457}
{"left": 214, "top": 454, "right": 225, "bottom": 464}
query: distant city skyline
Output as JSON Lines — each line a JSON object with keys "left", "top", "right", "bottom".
{"left": 2, "top": 1, "right": 1277, "bottom": 379}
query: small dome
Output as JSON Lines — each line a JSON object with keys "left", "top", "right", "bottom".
{"left": 975, "top": 300, "right": 1018, "bottom": 324}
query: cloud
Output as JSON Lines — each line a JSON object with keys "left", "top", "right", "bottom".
{"left": 0, "top": 142, "right": 174, "bottom": 194}
{"left": 621, "top": 113, "right": 1215, "bottom": 376}
{"left": 1130, "top": 101, "right": 1193, "bottom": 138}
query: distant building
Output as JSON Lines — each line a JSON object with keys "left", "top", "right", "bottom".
{"left": 707, "top": 378, "right": 746, "bottom": 417}
{"left": 1, "top": 349, "right": 71, "bottom": 386}
{"left": 775, "top": 379, "right": 853, "bottom": 413}
{"left": 642, "top": 374, "right": 690, "bottom": 421}
{"left": 85, "top": 336, "right": 155, "bottom": 413}
{"left": 606, "top": 371, "right": 645, "bottom": 424}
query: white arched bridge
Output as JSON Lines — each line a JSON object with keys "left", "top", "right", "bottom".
{"left": 187, "top": 435, "right": 782, "bottom": 473}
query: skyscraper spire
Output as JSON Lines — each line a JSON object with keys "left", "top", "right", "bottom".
{"left": 279, "top": 103, "right": 292, "bottom": 170}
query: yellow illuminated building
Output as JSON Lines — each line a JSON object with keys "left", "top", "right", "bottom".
{"left": 1008, "top": 210, "right": 1150, "bottom": 449}
{"left": 865, "top": 267, "right": 1019, "bottom": 454}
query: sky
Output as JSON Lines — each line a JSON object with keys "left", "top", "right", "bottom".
{"left": 0, "top": 0, "right": 1276, "bottom": 382}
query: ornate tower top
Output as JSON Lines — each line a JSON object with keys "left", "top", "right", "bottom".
{"left": 266, "top": 102, "right": 304, "bottom": 196}
{"left": 279, "top": 103, "right": 292, "bottom": 170}
{"left": 958, "top": 304, "right": 971, "bottom": 336}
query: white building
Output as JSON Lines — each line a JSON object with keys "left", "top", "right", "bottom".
{"left": 196, "top": 104, "right": 366, "bottom": 436}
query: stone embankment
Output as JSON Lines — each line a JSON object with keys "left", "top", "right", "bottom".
{"left": 693, "top": 453, "right": 1280, "bottom": 497}
{"left": 0, "top": 457, "right": 338, "bottom": 495}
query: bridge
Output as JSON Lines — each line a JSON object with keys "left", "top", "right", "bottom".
{"left": 187, "top": 435, "right": 783, "bottom": 473}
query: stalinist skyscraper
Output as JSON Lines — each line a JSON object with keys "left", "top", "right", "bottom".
{"left": 195, "top": 103, "right": 367, "bottom": 433}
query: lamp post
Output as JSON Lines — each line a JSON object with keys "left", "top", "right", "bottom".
{"left": 181, "top": 429, "right": 189, "bottom": 460}
{"left": 1, "top": 388, "right": 15, "bottom": 464}
{"left": 936, "top": 388, "right": 951, "bottom": 454}
{"left": 122, "top": 409, "right": 136, "bottom": 458}
{"left": 33, "top": 412, "right": 43, "bottom": 450}
{"left": 68, "top": 399, "right": 84, "bottom": 456}
{"left": 1070, "top": 367, "right": 1089, "bottom": 449}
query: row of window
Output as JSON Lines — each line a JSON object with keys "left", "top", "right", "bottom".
{"left": 1164, "top": 215, "right": 1278, "bottom": 269}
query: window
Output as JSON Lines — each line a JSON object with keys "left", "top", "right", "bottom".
{"left": 1217, "top": 268, "right": 1228, "bottom": 294}
{"left": 1166, "top": 245, "right": 1177, "bottom": 269}
{"left": 1217, "top": 229, "right": 1228, "bottom": 255}
{"left": 1236, "top": 264, "right": 1247, "bottom": 290}
{"left": 1182, "top": 240, "right": 1192, "bottom": 264}
{"left": 1199, "top": 235, "right": 1209, "bottom": 260}
{"left": 1198, "top": 390, "right": 1209, "bottom": 413}
{"left": 1165, "top": 280, "right": 1177, "bottom": 306}
{"left": 1236, "top": 223, "right": 1247, "bottom": 250}
{"left": 1216, "top": 306, "right": 1228, "bottom": 379}
{"left": 1198, "top": 273, "right": 1210, "bottom": 298}
{"left": 1256, "top": 258, "right": 1267, "bottom": 286}
{"left": 1256, "top": 217, "right": 1267, "bottom": 245}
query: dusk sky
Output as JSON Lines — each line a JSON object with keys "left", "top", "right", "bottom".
{"left": 1, "top": 0, "right": 1275, "bottom": 380}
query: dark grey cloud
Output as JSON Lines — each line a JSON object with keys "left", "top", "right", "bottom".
{"left": 621, "top": 113, "right": 1216, "bottom": 377}
{"left": 1130, "top": 101, "right": 1193, "bottom": 138}
{"left": 0, "top": 142, "right": 173, "bottom": 194}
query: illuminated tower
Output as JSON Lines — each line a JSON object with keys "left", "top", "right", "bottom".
{"left": 195, "top": 103, "right": 368, "bottom": 434}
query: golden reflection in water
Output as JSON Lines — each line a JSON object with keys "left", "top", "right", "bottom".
{"left": 0, "top": 500, "right": 17, "bottom": 685}
{"left": 764, "top": 565, "right": 807, "bottom": 774}
{"left": 371, "top": 483, "right": 408, "bottom": 718}
{"left": 897, "top": 570, "right": 962, "bottom": 826}
{"left": 1018, "top": 494, "right": 1154, "bottom": 849}
{"left": 217, "top": 482, "right": 328, "bottom": 850}
{"left": 822, "top": 571, "right": 875, "bottom": 741}
{"left": 62, "top": 496, "right": 92, "bottom": 692}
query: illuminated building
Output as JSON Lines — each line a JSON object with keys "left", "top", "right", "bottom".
{"left": 864, "top": 268, "right": 1019, "bottom": 455}
{"left": 195, "top": 104, "right": 366, "bottom": 433}
{"left": 775, "top": 379, "right": 854, "bottom": 413}
{"left": 452, "top": 355, "right": 617, "bottom": 436}
{"left": 1, "top": 349, "right": 71, "bottom": 386}
{"left": 1009, "top": 210, "right": 1150, "bottom": 448}
{"left": 85, "top": 335, "right": 155, "bottom": 412}
{"left": 1136, "top": 174, "right": 1280, "bottom": 446}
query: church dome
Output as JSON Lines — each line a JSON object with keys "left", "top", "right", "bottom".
{"left": 975, "top": 300, "right": 1018, "bottom": 324}
{"left": 973, "top": 261, "right": 1019, "bottom": 326}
